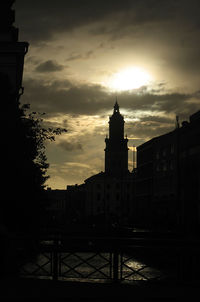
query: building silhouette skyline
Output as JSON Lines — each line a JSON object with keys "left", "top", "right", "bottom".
{"left": 63, "top": 103, "right": 200, "bottom": 231}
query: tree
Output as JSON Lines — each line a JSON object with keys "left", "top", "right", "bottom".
{"left": 0, "top": 73, "right": 66, "bottom": 276}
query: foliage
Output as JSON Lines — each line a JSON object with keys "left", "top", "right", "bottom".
{"left": 19, "top": 103, "right": 67, "bottom": 192}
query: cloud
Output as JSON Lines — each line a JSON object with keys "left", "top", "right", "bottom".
{"left": 58, "top": 141, "right": 83, "bottom": 152}
{"left": 21, "top": 78, "right": 110, "bottom": 114}
{"left": 15, "top": 0, "right": 130, "bottom": 42}
{"left": 66, "top": 50, "right": 94, "bottom": 62}
{"left": 21, "top": 77, "right": 200, "bottom": 118}
{"left": 126, "top": 120, "right": 174, "bottom": 142}
{"left": 16, "top": 0, "right": 200, "bottom": 85}
{"left": 15, "top": 0, "right": 200, "bottom": 42}
{"left": 35, "top": 60, "right": 65, "bottom": 73}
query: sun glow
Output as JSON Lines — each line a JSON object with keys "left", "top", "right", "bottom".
{"left": 108, "top": 67, "right": 152, "bottom": 91}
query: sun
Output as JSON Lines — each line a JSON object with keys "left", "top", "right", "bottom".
{"left": 108, "top": 67, "right": 152, "bottom": 91}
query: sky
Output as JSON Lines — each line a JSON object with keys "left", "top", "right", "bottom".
{"left": 14, "top": 0, "right": 200, "bottom": 189}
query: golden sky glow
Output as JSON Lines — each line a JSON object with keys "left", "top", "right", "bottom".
{"left": 16, "top": 1, "right": 200, "bottom": 189}
{"left": 106, "top": 67, "right": 152, "bottom": 91}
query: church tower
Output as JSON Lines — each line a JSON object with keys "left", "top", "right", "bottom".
{"left": 105, "top": 102, "right": 129, "bottom": 176}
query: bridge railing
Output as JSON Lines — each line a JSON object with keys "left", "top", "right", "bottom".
{"left": 19, "top": 234, "right": 200, "bottom": 283}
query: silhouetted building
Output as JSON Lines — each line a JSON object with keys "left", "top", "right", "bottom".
{"left": 0, "top": 0, "right": 28, "bottom": 100}
{"left": 44, "top": 188, "right": 67, "bottom": 231}
{"left": 84, "top": 171, "right": 134, "bottom": 226}
{"left": 66, "top": 102, "right": 134, "bottom": 227}
{"left": 105, "top": 102, "right": 129, "bottom": 176}
{"left": 135, "top": 129, "right": 178, "bottom": 230}
{"left": 178, "top": 111, "right": 200, "bottom": 232}
{"left": 135, "top": 110, "right": 200, "bottom": 233}
{"left": 66, "top": 103, "right": 200, "bottom": 232}
{"left": 66, "top": 184, "right": 86, "bottom": 225}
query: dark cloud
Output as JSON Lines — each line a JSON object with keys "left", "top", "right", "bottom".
{"left": 15, "top": 0, "right": 200, "bottom": 80}
{"left": 139, "top": 115, "right": 173, "bottom": 124}
{"left": 21, "top": 78, "right": 200, "bottom": 119}
{"left": 163, "top": 46, "right": 200, "bottom": 75}
{"left": 35, "top": 60, "right": 65, "bottom": 73}
{"left": 15, "top": 0, "right": 131, "bottom": 42}
{"left": 22, "top": 78, "right": 108, "bottom": 114}
{"left": 15, "top": 0, "right": 200, "bottom": 42}
{"left": 127, "top": 120, "right": 174, "bottom": 142}
{"left": 58, "top": 141, "right": 83, "bottom": 152}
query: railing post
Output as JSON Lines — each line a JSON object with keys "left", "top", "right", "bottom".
{"left": 113, "top": 250, "right": 119, "bottom": 282}
{"left": 53, "top": 238, "right": 58, "bottom": 281}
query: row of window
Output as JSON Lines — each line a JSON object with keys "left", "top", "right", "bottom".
{"left": 156, "top": 144, "right": 175, "bottom": 159}
{"left": 96, "top": 183, "right": 131, "bottom": 189}
{"left": 96, "top": 193, "right": 131, "bottom": 201}
{"left": 156, "top": 160, "right": 174, "bottom": 172}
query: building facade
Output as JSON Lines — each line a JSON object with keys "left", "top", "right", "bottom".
{"left": 135, "top": 110, "right": 200, "bottom": 232}
{"left": 0, "top": 1, "right": 28, "bottom": 100}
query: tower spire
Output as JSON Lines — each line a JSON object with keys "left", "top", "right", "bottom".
{"left": 114, "top": 99, "right": 119, "bottom": 114}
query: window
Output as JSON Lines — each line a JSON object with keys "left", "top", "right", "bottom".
{"left": 163, "top": 163, "right": 167, "bottom": 171}
{"left": 116, "top": 183, "right": 120, "bottom": 190}
{"left": 97, "top": 193, "right": 101, "bottom": 201}
{"left": 96, "top": 183, "right": 101, "bottom": 189}
{"left": 162, "top": 148, "right": 166, "bottom": 156}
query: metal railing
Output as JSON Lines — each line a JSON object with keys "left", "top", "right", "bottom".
{"left": 19, "top": 234, "right": 200, "bottom": 283}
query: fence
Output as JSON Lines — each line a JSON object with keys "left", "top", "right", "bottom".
{"left": 19, "top": 235, "right": 200, "bottom": 283}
